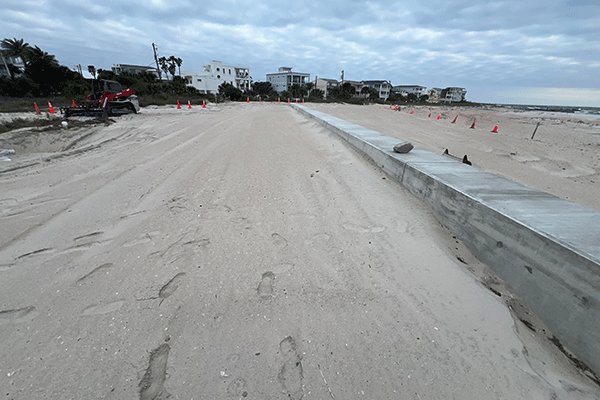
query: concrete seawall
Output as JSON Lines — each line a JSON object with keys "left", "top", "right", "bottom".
{"left": 292, "top": 104, "right": 600, "bottom": 375}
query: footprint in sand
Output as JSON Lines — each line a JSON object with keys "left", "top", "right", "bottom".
{"left": 342, "top": 223, "right": 385, "bottom": 233}
{"left": 257, "top": 271, "right": 275, "bottom": 299}
{"left": 139, "top": 343, "right": 170, "bottom": 400}
{"left": 278, "top": 336, "right": 303, "bottom": 399}
{"left": 305, "top": 233, "right": 331, "bottom": 245}
{"left": 0, "top": 306, "right": 39, "bottom": 325}
{"left": 82, "top": 300, "right": 125, "bottom": 316}
{"left": 63, "top": 231, "right": 106, "bottom": 254}
{"left": 0, "top": 263, "right": 14, "bottom": 272}
{"left": 16, "top": 248, "right": 54, "bottom": 260}
{"left": 76, "top": 263, "right": 113, "bottom": 285}
{"left": 159, "top": 272, "right": 186, "bottom": 303}
{"left": 123, "top": 236, "right": 152, "bottom": 248}
{"left": 272, "top": 233, "right": 288, "bottom": 247}
{"left": 73, "top": 231, "right": 104, "bottom": 243}
{"left": 227, "top": 377, "right": 248, "bottom": 397}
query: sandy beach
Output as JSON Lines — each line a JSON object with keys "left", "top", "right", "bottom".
{"left": 304, "top": 103, "right": 600, "bottom": 213}
{"left": 1, "top": 103, "right": 599, "bottom": 399}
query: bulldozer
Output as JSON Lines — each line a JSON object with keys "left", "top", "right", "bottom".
{"left": 61, "top": 79, "right": 140, "bottom": 118}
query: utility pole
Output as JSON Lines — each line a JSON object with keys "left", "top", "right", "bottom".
{"left": 152, "top": 43, "right": 162, "bottom": 80}
{"left": 341, "top": 70, "right": 344, "bottom": 86}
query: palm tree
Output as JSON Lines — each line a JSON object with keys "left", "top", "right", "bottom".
{"left": 87, "top": 65, "right": 96, "bottom": 79}
{"left": 26, "top": 45, "right": 58, "bottom": 67}
{"left": 175, "top": 57, "right": 183, "bottom": 76}
{"left": 1, "top": 38, "right": 30, "bottom": 59}
{"left": 167, "top": 56, "right": 177, "bottom": 79}
{"left": 25, "top": 45, "right": 60, "bottom": 92}
{"left": 158, "top": 56, "right": 169, "bottom": 80}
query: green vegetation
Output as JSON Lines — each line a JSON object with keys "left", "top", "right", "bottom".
{"left": 2, "top": 37, "right": 479, "bottom": 117}
{"left": 0, "top": 37, "right": 209, "bottom": 111}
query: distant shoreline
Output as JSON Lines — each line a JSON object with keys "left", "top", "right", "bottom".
{"left": 482, "top": 103, "right": 600, "bottom": 115}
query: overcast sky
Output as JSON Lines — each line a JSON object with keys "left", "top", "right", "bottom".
{"left": 3, "top": 0, "right": 600, "bottom": 106}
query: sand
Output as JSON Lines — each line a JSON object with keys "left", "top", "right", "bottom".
{"left": 1, "top": 103, "right": 599, "bottom": 399}
{"left": 303, "top": 103, "right": 600, "bottom": 212}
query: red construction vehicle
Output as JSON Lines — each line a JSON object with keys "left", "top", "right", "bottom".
{"left": 61, "top": 79, "right": 140, "bottom": 117}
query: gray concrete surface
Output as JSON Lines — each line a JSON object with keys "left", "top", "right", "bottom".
{"left": 292, "top": 103, "right": 600, "bottom": 376}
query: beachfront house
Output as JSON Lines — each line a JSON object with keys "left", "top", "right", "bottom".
{"left": 391, "top": 85, "right": 427, "bottom": 98}
{"left": 440, "top": 87, "right": 467, "bottom": 103}
{"left": 112, "top": 64, "right": 159, "bottom": 77}
{"left": 339, "top": 80, "right": 364, "bottom": 97}
{"left": 312, "top": 77, "right": 339, "bottom": 98}
{"left": 183, "top": 61, "right": 251, "bottom": 95}
{"left": 361, "top": 80, "right": 392, "bottom": 100}
{"left": 267, "top": 67, "right": 310, "bottom": 94}
{"left": 427, "top": 88, "right": 443, "bottom": 103}
{"left": 0, "top": 53, "right": 25, "bottom": 77}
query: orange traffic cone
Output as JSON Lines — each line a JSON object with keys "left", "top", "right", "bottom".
{"left": 34, "top": 102, "right": 41, "bottom": 115}
{"left": 411, "top": 110, "right": 414, "bottom": 114}
{"left": 389, "top": 105, "right": 392, "bottom": 109}
{"left": 247, "top": 97, "right": 250, "bottom": 103}
{"left": 259, "top": 97, "right": 262, "bottom": 102}
{"left": 48, "top": 101, "right": 55, "bottom": 113}
{"left": 302, "top": 99, "right": 304, "bottom": 103}
{"left": 428, "top": 113, "right": 431, "bottom": 118}
{"left": 202, "top": 100, "right": 206, "bottom": 108}
{"left": 278, "top": 98, "right": 280, "bottom": 103}
{"left": 177, "top": 100, "right": 181, "bottom": 109}
{"left": 188, "top": 100, "right": 192, "bottom": 109}
{"left": 491, "top": 121, "right": 499, "bottom": 133}
{"left": 394, "top": 105, "right": 398, "bottom": 110}
{"left": 72, "top": 100, "right": 77, "bottom": 107}
{"left": 452, "top": 115, "right": 458, "bottom": 123}
{"left": 288, "top": 98, "right": 290, "bottom": 103}
{"left": 437, "top": 114, "right": 441, "bottom": 120}
{"left": 470, "top": 119, "right": 476, "bottom": 129}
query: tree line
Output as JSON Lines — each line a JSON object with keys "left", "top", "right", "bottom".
{"left": 0, "top": 38, "right": 197, "bottom": 101}
{"left": 0, "top": 38, "right": 90, "bottom": 98}
{"left": 1, "top": 37, "right": 426, "bottom": 105}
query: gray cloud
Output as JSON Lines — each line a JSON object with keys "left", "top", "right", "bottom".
{"left": 2, "top": 0, "right": 599, "bottom": 105}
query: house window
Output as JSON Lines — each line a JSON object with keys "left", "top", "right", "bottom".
{"left": 197, "top": 78, "right": 202, "bottom": 82}
{"left": 216, "top": 67, "right": 220, "bottom": 72}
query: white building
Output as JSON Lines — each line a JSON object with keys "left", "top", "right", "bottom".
{"left": 267, "top": 67, "right": 310, "bottom": 93}
{"left": 391, "top": 85, "right": 427, "bottom": 97}
{"left": 361, "top": 80, "right": 392, "bottom": 100}
{"left": 0, "top": 53, "right": 25, "bottom": 77}
{"left": 440, "top": 87, "right": 467, "bottom": 102}
{"left": 112, "top": 64, "right": 159, "bottom": 76}
{"left": 183, "top": 61, "right": 251, "bottom": 95}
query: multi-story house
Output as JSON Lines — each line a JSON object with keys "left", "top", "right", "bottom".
{"left": 312, "top": 78, "right": 339, "bottom": 98}
{"left": 361, "top": 80, "right": 392, "bottom": 100}
{"left": 183, "top": 60, "right": 251, "bottom": 94}
{"left": 112, "top": 64, "right": 159, "bottom": 76}
{"left": 427, "top": 88, "right": 443, "bottom": 102}
{"left": 391, "top": 85, "right": 427, "bottom": 98}
{"left": 267, "top": 67, "right": 310, "bottom": 93}
{"left": 0, "top": 53, "right": 25, "bottom": 77}
{"left": 440, "top": 87, "right": 467, "bottom": 102}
